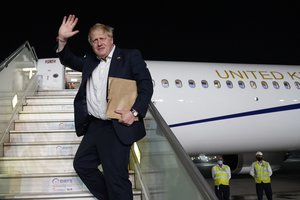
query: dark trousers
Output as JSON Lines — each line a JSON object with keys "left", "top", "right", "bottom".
{"left": 73, "top": 118, "right": 132, "bottom": 200}
{"left": 214, "top": 184, "right": 230, "bottom": 200}
{"left": 256, "top": 182, "right": 272, "bottom": 200}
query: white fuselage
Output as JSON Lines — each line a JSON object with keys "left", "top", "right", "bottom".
{"left": 146, "top": 60, "right": 300, "bottom": 155}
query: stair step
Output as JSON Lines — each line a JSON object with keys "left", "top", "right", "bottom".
{"left": 22, "top": 104, "right": 74, "bottom": 111}
{"left": 25, "top": 98, "right": 74, "bottom": 104}
{"left": 18, "top": 111, "right": 74, "bottom": 120}
{"left": 9, "top": 130, "right": 79, "bottom": 142}
{"left": 0, "top": 156, "right": 74, "bottom": 174}
{"left": 0, "top": 156, "right": 136, "bottom": 181}
{"left": 4, "top": 141, "right": 80, "bottom": 157}
{"left": 13, "top": 118, "right": 154, "bottom": 131}
{"left": 36, "top": 90, "right": 78, "bottom": 96}
{"left": 0, "top": 191, "right": 98, "bottom": 200}
{"left": 0, "top": 171, "right": 137, "bottom": 192}
{"left": 14, "top": 119, "right": 75, "bottom": 131}
{"left": 0, "top": 173, "right": 86, "bottom": 194}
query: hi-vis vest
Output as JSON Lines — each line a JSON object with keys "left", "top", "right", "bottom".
{"left": 253, "top": 161, "right": 271, "bottom": 183}
{"left": 213, "top": 165, "right": 230, "bottom": 186}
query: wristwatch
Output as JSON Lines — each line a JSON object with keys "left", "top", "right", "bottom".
{"left": 131, "top": 108, "right": 138, "bottom": 117}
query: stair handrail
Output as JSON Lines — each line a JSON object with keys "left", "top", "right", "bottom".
{"left": 0, "top": 41, "right": 38, "bottom": 72}
{"left": 0, "top": 41, "right": 39, "bottom": 156}
{"left": 131, "top": 103, "right": 218, "bottom": 200}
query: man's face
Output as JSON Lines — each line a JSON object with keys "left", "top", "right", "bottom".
{"left": 90, "top": 29, "right": 114, "bottom": 59}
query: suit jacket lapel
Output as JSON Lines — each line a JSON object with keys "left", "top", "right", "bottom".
{"left": 86, "top": 56, "right": 100, "bottom": 79}
{"left": 109, "top": 48, "right": 122, "bottom": 77}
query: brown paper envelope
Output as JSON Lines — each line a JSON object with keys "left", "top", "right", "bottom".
{"left": 106, "top": 77, "right": 137, "bottom": 120}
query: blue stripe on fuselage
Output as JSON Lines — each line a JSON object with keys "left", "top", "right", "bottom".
{"left": 169, "top": 103, "right": 300, "bottom": 128}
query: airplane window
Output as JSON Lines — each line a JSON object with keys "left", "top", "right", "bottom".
{"left": 295, "top": 81, "right": 300, "bottom": 89}
{"left": 261, "top": 81, "right": 268, "bottom": 89}
{"left": 161, "top": 79, "right": 169, "bottom": 88}
{"left": 272, "top": 81, "right": 280, "bottom": 89}
{"left": 188, "top": 79, "right": 196, "bottom": 88}
{"left": 283, "top": 81, "right": 291, "bottom": 89}
{"left": 214, "top": 80, "right": 221, "bottom": 88}
{"left": 201, "top": 80, "right": 209, "bottom": 88}
{"left": 175, "top": 79, "right": 183, "bottom": 88}
{"left": 226, "top": 80, "right": 233, "bottom": 88}
{"left": 238, "top": 80, "right": 245, "bottom": 89}
{"left": 249, "top": 81, "right": 257, "bottom": 89}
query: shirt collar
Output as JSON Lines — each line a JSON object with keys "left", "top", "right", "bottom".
{"left": 98, "top": 45, "right": 115, "bottom": 62}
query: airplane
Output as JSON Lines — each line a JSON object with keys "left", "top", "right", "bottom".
{"left": 46, "top": 58, "right": 300, "bottom": 174}
{"left": 146, "top": 60, "right": 300, "bottom": 174}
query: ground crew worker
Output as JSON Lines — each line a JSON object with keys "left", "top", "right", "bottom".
{"left": 250, "top": 151, "right": 273, "bottom": 200}
{"left": 211, "top": 155, "right": 231, "bottom": 200}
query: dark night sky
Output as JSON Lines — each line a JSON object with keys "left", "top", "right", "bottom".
{"left": 2, "top": 2, "right": 300, "bottom": 65}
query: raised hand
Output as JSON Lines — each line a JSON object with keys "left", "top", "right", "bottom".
{"left": 57, "top": 14, "right": 79, "bottom": 41}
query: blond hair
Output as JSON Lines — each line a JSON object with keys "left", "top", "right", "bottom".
{"left": 88, "top": 23, "right": 114, "bottom": 44}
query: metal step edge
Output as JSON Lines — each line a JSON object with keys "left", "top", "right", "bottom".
{"left": 25, "top": 100, "right": 74, "bottom": 103}
{"left": 4, "top": 141, "right": 80, "bottom": 146}
{"left": 0, "top": 189, "right": 141, "bottom": 199}
{"left": 0, "top": 191, "right": 95, "bottom": 199}
{"left": 14, "top": 119, "right": 74, "bottom": 122}
{"left": 23, "top": 102, "right": 74, "bottom": 105}
{"left": 10, "top": 129, "right": 75, "bottom": 133}
{"left": 0, "top": 172, "right": 78, "bottom": 178}
{"left": 26, "top": 96, "right": 75, "bottom": 99}
{"left": 23, "top": 103, "right": 73, "bottom": 106}
{"left": 4, "top": 136, "right": 165, "bottom": 145}
{"left": 14, "top": 118, "right": 152, "bottom": 123}
{"left": 34, "top": 94, "right": 76, "bottom": 96}
{"left": 0, "top": 169, "right": 135, "bottom": 177}
{"left": 22, "top": 105, "right": 74, "bottom": 110}
{"left": 19, "top": 111, "right": 74, "bottom": 114}
{"left": 36, "top": 89, "right": 78, "bottom": 92}
{"left": 0, "top": 155, "right": 74, "bottom": 161}
{"left": 14, "top": 116, "right": 154, "bottom": 122}
{"left": 0, "top": 158, "right": 135, "bottom": 175}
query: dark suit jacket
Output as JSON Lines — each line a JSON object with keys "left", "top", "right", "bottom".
{"left": 57, "top": 45, "right": 153, "bottom": 145}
